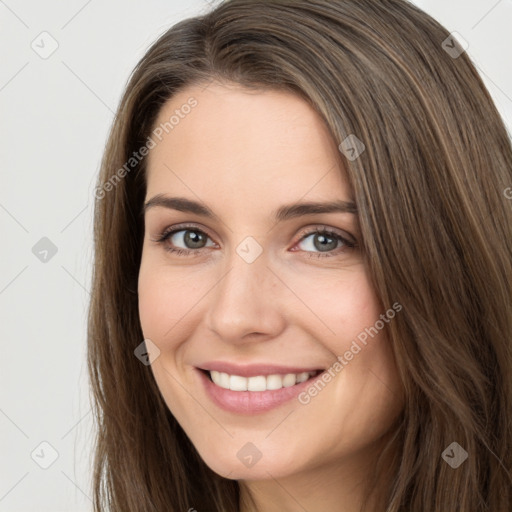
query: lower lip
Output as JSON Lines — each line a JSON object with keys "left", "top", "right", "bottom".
{"left": 197, "top": 368, "right": 321, "bottom": 414}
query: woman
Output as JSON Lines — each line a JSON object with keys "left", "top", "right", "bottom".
{"left": 87, "top": 0, "right": 512, "bottom": 510}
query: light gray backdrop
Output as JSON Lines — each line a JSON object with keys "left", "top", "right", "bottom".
{"left": 1, "top": 0, "right": 511, "bottom": 510}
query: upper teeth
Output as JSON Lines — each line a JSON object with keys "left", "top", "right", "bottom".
{"left": 209, "top": 371, "right": 318, "bottom": 391}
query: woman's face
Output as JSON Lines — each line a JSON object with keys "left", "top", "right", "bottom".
{"left": 138, "top": 82, "right": 404, "bottom": 483}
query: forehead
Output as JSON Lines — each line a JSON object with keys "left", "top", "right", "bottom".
{"left": 145, "top": 82, "right": 351, "bottom": 209}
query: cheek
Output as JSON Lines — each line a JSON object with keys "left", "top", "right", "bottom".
{"left": 290, "top": 268, "right": 402, "bottom": 429}
{"left": 137, "top": 261, "right": 197, "bottom": 410}
{"left": 288, "top": 265, "right": 383, "bottom": 348}
{"left": 137, "top": 256, "right": 201, "bottom": 342}
{"left": 137, "top": 270, "right": 170, "bottom": 341}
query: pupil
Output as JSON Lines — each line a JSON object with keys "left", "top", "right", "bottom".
{"left": 315, "top": 234, "right": 337, "bottom": 252}
{"left": 185, "top": 230, "right": 205, "bottom": 249}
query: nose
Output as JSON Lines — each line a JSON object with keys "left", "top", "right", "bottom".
{"left": 204, "top": 247, "right": 286, "bottom": 345}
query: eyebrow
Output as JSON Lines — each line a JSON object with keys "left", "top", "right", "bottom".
{"left": 143, "top": 195, "right": 357, "bottom": 221}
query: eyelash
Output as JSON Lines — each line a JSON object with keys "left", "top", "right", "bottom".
{"left": 151, "top": 223, "right": 356, "bottom": 259}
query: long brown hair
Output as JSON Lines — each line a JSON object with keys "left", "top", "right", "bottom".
{"left": 87, "top": 0, "right": 512, "bottom": 510}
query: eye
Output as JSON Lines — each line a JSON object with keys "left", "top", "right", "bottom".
{"left": 293, "top": 227, "right": 356, "bottom": 258}
{"left": 151, "top": 225, "right": 216, "bottom": 256}
{"left": 151, "top": 224, "right": 357, "bottom": 259}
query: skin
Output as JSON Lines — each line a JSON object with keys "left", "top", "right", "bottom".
{"left": 138, "top": 81, "right": 404, "bottom": 512}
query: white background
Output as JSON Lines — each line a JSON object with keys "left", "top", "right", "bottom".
{"left": 1, "top": 1, "right": 511, "bottom": 510}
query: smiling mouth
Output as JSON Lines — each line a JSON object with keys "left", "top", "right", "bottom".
{"left": 201, "top": 369, "right": 323, "bottom": 392}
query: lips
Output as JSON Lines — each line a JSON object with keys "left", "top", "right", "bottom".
{"left": 195, "top": 361, "right": 325, "bottom": 414}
